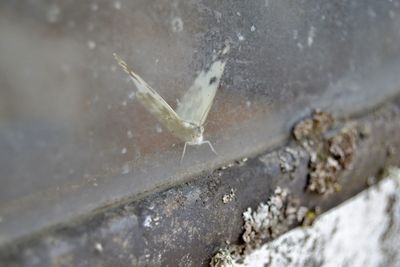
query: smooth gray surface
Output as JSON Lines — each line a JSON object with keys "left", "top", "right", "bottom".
{"left": 1, "top": 0, "right": 400, "bottom": 245}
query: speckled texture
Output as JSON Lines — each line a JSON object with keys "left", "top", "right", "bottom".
{"left": 241, "top": 187, "right": 305, "bottom": 251}
{"left": 294, "top": 111, "right": 357, "bottom": 194}
{"left": 234, "top": 168, "right": 400, "bottom": 267}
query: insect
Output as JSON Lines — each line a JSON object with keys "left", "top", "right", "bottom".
{"left": 113, "top": 47, "right": 228, "bottom": 162}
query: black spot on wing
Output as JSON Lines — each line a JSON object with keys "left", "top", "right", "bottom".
{"left": 209, "top": 77, "right": 217, "bottom": 85}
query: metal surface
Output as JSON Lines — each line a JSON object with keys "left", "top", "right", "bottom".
{"left": 1, "top": 0, "right": 400, "bottom": 260}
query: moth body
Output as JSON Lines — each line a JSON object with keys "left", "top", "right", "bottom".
{"left": 181, "top": 122, "right": 204, "bottom": 143}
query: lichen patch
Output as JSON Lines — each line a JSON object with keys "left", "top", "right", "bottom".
{"left": 294, "top": 111, "right": 357, "bottom": 194}
{"left": 222, "top": 189, "right": 237, "bottom": 204}
{"left": 210, "top": 187, "right": 308, "bottom": 266}
{"left": 241, "top": 187, "right": 305, "bottom": 251}
{"left": 293, "top": 111, "right": 334, "bottom": 141}
{"left": 210, "top": 249, "right": 234, "bottom": 267}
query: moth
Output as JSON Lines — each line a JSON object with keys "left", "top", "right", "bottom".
{"left": 113, "top": 47, "right": 228, "bottom": 162}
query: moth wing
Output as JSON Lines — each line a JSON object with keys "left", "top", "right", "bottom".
{"left": 114, "top": 54, "right": 191, "bottom": 139}
{"left": 176, "top": 58, "right": 226, "bottom": 126}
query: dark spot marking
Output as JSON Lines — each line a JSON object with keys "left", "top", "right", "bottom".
{"left": 209, "top": 77, "right": 217, "bottom": 85}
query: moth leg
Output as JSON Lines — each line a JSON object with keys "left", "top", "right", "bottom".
{"left": 181, "top": 142, "right": 189, "bottom": 163}
{"left": 202, "top": 140, "right": 218, "bottom": 155}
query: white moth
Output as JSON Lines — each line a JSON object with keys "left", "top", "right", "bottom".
{"left": 113, "top": 47, "right": 228, "bottom": 162}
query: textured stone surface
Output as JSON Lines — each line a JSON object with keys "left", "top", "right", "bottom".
{"left": 236, "top": 168, "right": 400, "bottom": 267}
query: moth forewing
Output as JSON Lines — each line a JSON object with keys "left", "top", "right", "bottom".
{"left": 176, "top": 58, "right": 227, "bottom": 126}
